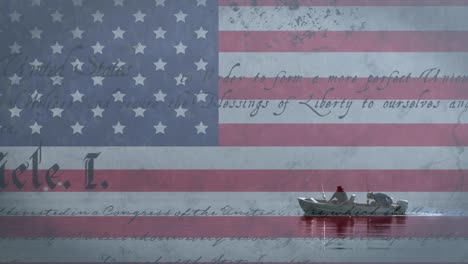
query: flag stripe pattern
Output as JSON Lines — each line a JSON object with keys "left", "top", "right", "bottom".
{"left": 215, "top": 0, "right": 468, "bottom": 262}
{"left": 1, "top": 170, "right": 467, "bottom": 192}
{"left": 219, "top": 0, "right": 468, "bottom": 6}
{"left": 219, "top": 31, "right": 468, "bottom": 52}
{"left": 1, "top": 0, "right": 468, "bottom": 263}
{"left": 219, "top": 78, "right": 468, "bottom": 100}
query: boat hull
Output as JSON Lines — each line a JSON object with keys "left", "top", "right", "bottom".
{"left": 297, "top": 197, "right": 408, "bottom": 216}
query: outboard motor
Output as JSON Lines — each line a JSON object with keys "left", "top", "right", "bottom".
{"left": 395, "top": 200, "right": 409, "bottom": 214}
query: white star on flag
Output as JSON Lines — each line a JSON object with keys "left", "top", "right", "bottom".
{"left": 154, "top": 90, "right": 167, "bottom": 102}
{"left": 112, "top": 122, "right": 125, "bottom": 134}
{"left": 112, "top": 27, "right": 125, "bottom": 39}
{"left": 50, "top": 107, "right": 63, "bottom": 117}
{"left": 71, "top": 90, "right": 84, "bottom": 102}
{"left": 72, "top": 0, "right": 83, "bottom": 6}
{"left": 196, "top": 0, "right": 207, "bottom": 6}
{"left": 195, "top": 58, "right": 208, "bottom": 71}
{"left": 133, "top": 74, "right": 146, "bottom": 86}
{"left": 114, "top": 0, "right": 124, "bottom": 6}
{"left": 91, "top": 42, "right": 105, "bottom": 54}
{"left": 113, "top": 91, "right": 125, "bottom": 102}
{"left": 92, "top": 76, "right": 105, "bottom": 86}
{"left": 154, "top": 27, "right": 166, "bottom": 39}
{"left": 29, "top": 27, "right": 42, "bottom": 39}
{"left": 31, "top": 0, "right": 41, "bottom": 6}
{"left": 9, "top": 42, "right": 21, "bottom": 54}
{"left": 174, "top": 10, "right": 187, "bottom": 22}
{"left": 154, "top": 58, "right": 166, "bottom": 71}
{"left": 195, "top": 27, "right": 207, "bottom": 39}
{"left": 92, "top": 106, "right": 105, "bottom": 117}
{"left": 174, "top": 106, "right": 187, "bottom": 117}
{"left": 9, "top": 105, "right": 22, "bottom": 117}
{"left": 133, "top": 42, "right": 146, "bottom": 54}
{"left": 92, "top": 11, "right": 104, "bottom": 22}
{"left": 71, "top": 27, "right": 84, "bottom": 39}
{"left": 195, "top": 122, "right": 208, "bottom": 134}
{"left": 71, "top": 122, "right": 84, "bottom": 134}
{"left": 9, "top": 74, "right": 22, "bottom": 85}
{"left": 9, "top": 11, "right": 21, "bottom": 22}
{"left": 51, "top": 42, "right": 63, "bottom": 54}
{"left": 174, "top": 73, "right": 187, "bottom": 86}
{"left": 133, "top": 10, "right": 146, "bottom": 22}
{"left": 71, "top": 59, "right": 84, "bottom": 71}
{"left": 153, "top": 122, "right": 167, "bottom": 134}
{"left": 133, "top": 107, "right": 146, "bottom": 117}
{"left": 174, "top": 42, "right": 187, "bottom": 54}
{"left": 155, "top": 0, "right": 165, "bottom": 6}
{"left": 51, "top": 75, "right": 63, "bottom": 86}
{"left": 30, "top": 59, "right": 43, "bottom": 69}
{"left": 30, "top": 122, "right": 42, "bottom": 134}
{"left": 51, "top": 11, "right": 63, "bottom": 22}
{"left": 196, "top": 90, "right": 208, "bottom": 102}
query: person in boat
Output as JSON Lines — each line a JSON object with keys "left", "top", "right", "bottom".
{"left": 367, "top": 192, "right": 393, "bottom": 207}
{"left": 329, "top": 186, "right": 348, "bottom": 204}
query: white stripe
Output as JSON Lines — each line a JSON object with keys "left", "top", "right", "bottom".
{"left": 219, "top": 52, "right": 468, "bottom": 77}
{"left": 1, "top": 238, "right": 466, "bottom": 262}
{"left": 219, "top": 6, "right": 468, "bottom": 31}
{"left": 219, "top": 100, "right": 468, "bottom": 124}
{"left": 0, "top": 192, "right": 466, "bottom": 216}
{"left": 0, "top": 146, "right": 466, "bottom": 169}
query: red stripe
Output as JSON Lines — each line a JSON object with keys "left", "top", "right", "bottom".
{"left": 220, "top": 31, "right": 468, "bottom": 52}
{"left": 219, "top": 124, "right": 468, "bottom": 147}
{"left": 219, "top": 0, "right": 468, "bottom": 6}
{"left": 1, "top": 169, "right": 467, "bottom": 192}
{"left": 1, "top": 216, "right": 466, "bottom": 238}
{"left": 219, "top": 78, "right": 468, "bottom": 100}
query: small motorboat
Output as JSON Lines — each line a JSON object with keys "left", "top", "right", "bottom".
{"left": 297, "top": 195, "right": 408, "bottom": 216}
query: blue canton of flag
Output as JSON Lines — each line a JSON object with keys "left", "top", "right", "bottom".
{"left": 0, "top": 0, "right": 218, "bottom": 146}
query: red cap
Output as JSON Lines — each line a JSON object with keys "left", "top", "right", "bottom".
{"left": 337, "top": 186, "right": 344, "bottom": 192}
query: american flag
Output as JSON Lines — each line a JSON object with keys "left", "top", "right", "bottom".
{"left": 0, "top": 0, "right": 468, "bottom": 262}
